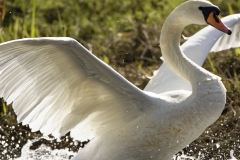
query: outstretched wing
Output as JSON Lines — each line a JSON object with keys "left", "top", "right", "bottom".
{"left": 0, "top": 37, "right": 152, "bottom": 141}
{"left": 211, "top": 17, "right": 240, "bottom": 52}
{"left": 144, "top": 14, "right": 240, "bottom": 94}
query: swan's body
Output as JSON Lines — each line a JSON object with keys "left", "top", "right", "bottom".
{"left": 0, "top": 0, "right": 239, "bottom": 160}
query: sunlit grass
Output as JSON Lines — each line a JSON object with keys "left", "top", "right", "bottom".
{"left": 31, "top": 0, "right": 36, "bottom": 37}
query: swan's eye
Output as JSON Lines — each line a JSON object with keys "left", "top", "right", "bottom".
{"left": 199, "top": 6, "right": 203, "bottom": 10}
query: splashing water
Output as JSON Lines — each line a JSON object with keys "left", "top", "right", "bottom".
{"left": 16, "top": 137, "right": 78, "bottom": 160}
{"left": 172, "top": 150, "right": 237, "bottom": 160}
{"left": 11, "top": 137, "right": 238, "bottom": 160}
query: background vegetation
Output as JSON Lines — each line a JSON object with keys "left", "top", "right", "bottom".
{"left": 0, "top": 0, "right": 240, "bottom": 159}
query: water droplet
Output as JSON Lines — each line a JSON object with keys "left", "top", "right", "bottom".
{"left": 74, "top": 141, "right": 79, "bottom": 146}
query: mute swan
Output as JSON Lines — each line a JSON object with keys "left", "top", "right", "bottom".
{"left": 0, "top": 0, "right": 236, "bottom": 159}
{"left": 145, "top": 14, "right": 240, "bottom": 94}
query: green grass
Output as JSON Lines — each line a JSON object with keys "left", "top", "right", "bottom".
{"left": 1, "top": 0, "right": 240, "bottom": 159}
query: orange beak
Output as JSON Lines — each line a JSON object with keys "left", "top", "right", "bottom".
{"left": 207, "top": 12, "right": 232, "bottom": 35}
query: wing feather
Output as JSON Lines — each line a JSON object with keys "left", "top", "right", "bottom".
{"left": 0, "top": 37, "right": 152, "bottom": 141}
{"left": 211, "top": 19, "right": 240, "bottom": 52}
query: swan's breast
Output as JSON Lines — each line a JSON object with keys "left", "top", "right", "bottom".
{"left": 195, "top": 79, "right": 226, "bottom": 111}
{"left": 195, "top": 78, "right": 226, "bottom": 120}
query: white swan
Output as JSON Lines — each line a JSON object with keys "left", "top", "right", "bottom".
{"left": 145, "top": 14, "right": 240, "bottom": 94}
{"left": 0, "top": 0, "right": 238, "bottom": 160}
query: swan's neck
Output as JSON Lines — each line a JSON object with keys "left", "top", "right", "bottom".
{"left": 160, "top": 13, "right": 215, "bottom": 92}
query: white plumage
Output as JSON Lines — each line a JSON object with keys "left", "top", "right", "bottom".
{"left": 0, "top": 37, "right": 150, "bottom": 142}
{"left": 0, "top": 1, "right": 239, "bottom": 160}
{"left": 145, "top": 14, "right": 240, "bottom": 93}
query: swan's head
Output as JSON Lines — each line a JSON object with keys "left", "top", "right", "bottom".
{"left": 174, "top": 0, "right": 231, "bottom": 35}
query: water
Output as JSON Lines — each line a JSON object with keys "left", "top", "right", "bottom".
{"left": 0, "top": 123, "right": 83, "bottom": 160}
{"left": 1, "top": 123, "right": 238, "bottom": 160}
{"left": 13, "top": 137, "right": 237, "bottom": 160}
{"left": 172, "top": 150, "right": 237, "bottom": 160}
{"left": 16, "top": 138, "right": 77, "bottom": 160}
